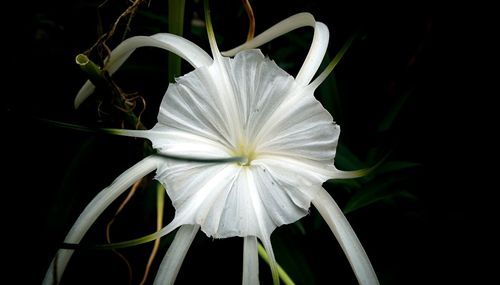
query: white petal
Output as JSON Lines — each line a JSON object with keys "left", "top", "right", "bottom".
{"left": 312, "top": 188, "right": 379, "bottom": 285}
{"left": 154, "top": 68, "right": 240, "bottom": 150}
{"left": 249, "top": 163, "right": 312, "bottom": 225}
{"left": 224, "top": 50, "right": 296, "bottom": 147}
{"left": 156, "top": 163, "right": 243, "bottom": 237}
{"left": 244, "top": 169, "right": 279, "bottom": 284}
{"left": 150, "top": 127, "right": 233, "bottom": 158}
{"left": 254, "top": 156, "right": 333, "bottom": 187}
{"left": 150, "top": 33, "right": 213, "bottom": 68}
{"left": 259, "top": 236, "right": 279, "bottom": 285}
{"left": 242, "top": 236, "right": 259, "bottom": 285}
{"left": 75, "top": 34, "right": 212, "bottom": 108}
{"left": 252, "top": 84, "right": 339, "bottom": 164}
{"left": 42, "top": 156, "right": 160, "bottom": 285}
{"left": 222, "top": 13, "right": 329, "bottom": 86}
{"left": 295, "top": 22, "right": 329, "bottom": 87}
{"left": 155, "top": 159, "right": 316, "bottom": 239}
{"left": 222, "top": 50, "right": 337, "bottom": 180}
{"left": 331, "top": 168, "right": 372, "bottom": 179}
{"left": 153, "top": 224, "right": 200, "bottom": 285}
{"left": 152, "top": 49, "right": 336, "bottom": 160}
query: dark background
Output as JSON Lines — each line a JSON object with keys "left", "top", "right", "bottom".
{"left": 3, "top": 0, "right": 488, "bottom": 284}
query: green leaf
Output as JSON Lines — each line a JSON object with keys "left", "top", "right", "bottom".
{"left": 272, "top": 230, "right": 317, "bottom": 285}
{"left": 317, "top": 53, "right": 343, "bottom": 121}
{"left": 377, "top": 89, "right": 412, "bottom": 132}
{"left": 335, "top": 143, "right": 365, "bottom": 170}
{"left": 343, "top": 177, "right": 413, "bottom": 214}
{"left": 168, "top": 0, "right": 185, "bottom": 82}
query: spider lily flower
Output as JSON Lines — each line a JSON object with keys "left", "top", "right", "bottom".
{"left": 44, "top": 9, "right": 379, "bottom": 285}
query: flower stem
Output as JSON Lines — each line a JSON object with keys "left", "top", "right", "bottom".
{"left": 139, "top": 183, "right": 165, "bottom": 285}
{"left": 242, "top": 0, "right": 255, "bottom": 41}
{"left": 257, "top": 242, "right": 296, "bottom": 285}
{"left": 75, "top": 54, "right": 104, "bottom": 88}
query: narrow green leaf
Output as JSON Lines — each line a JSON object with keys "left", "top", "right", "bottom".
{"left": 273, "top": 232, "right": 317, "bottom": 285}
{"left": 257, "top": 242, "right": 296, "bottom": 285}
{"left": 317, "top": 53, "right": 343, "bottom": 121}
{"left": 168, "top": 0, "right": 185, "bottom": 82}
{"left": 343, "top": 178, "right": 412, "bottom": 213}
{"left": 377, "top": 89, "right": 412, "bottom": 132}
{"left": 335, "top": 143, "right": 364, "bottom": 170}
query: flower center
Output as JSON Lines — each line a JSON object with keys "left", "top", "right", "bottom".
{"left": 234, "top": 143, "right": 256, "bottom": 167}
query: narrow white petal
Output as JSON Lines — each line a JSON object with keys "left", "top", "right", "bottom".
{"left": 295, "top": 22, "right": 329, "bottom": 87}
{"left": 242, "top": 236, "right": 259, "bottom": 285}
{"left": 42, "top": 156, "right": 160, "bottom": 285}
{"left": 312, "top": 188, "right": 379, "bottom": 285}
{"left": 75, "top": 80, "right": 96, "bottom": 109}
{"left": 153, "top": 224, "right": 200, "bottom": 285}
{"left": 331, "top": 168, "right": 371, "bottom": 179}
{"left": 150, "top": 33, "right": 213, "bottom": 68}
{"left": 222, "top": 13, "right": 329, "bottom": 86}
{"left": 259, "top": 236, "right": 279, "bottom": 285}
{"left": 222, "top": 13, "right": 316, "bottom": 56}
{"left": 75, "top": 34, "right": 212, "bottom": 108}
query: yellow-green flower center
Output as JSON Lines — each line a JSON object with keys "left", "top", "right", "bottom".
{"left": 234, "top": 143, "right": 256, "bottom": 166}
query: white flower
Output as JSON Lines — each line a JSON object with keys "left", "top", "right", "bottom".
{"left": 44, "top": 10, "right": 378, "bottom": 285}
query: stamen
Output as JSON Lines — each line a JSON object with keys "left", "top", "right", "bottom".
{"left": 238, "top": 156, "right": 250, "bottom": 166}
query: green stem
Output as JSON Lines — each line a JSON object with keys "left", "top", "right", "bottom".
{"left": 75, "top": 53, "right": 145, "bottom": 129}
{"left": 168, "top": 0, "right": 185, "bottom": 81}
{"left": 257, "top": 242, "right": 296, "bottom": 285}
{"left": 75, "top": 54, "right": 104, "bottom": 88}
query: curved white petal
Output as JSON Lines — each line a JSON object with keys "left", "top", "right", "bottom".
{"left": 153, "top": 224, "right": 200, "bottom": 285}
{"left": 222, "top": 13, "right": 329, "bottom": 87}
{"left": 259, "top": 236, "right": 279, "bottom": 285}
{"left": 42, "top": 156, "right": 160, "bottom": 285}
{"left": 331, "top": 168, "right": 371, "bottom": 179}
{"left": 312, "top": 188, "right": 379, "bottom": 285}
{"left": 150, "top": 34, "right": 213, "bottom": 68}
{"left": 242, "top": 236, "right": 259, "bottom": 285}
{"left": 295, "top": 22, "right": 329, "bottom": 86}
{"left": 75, "top": 34, "right": 212, "bottom": 108}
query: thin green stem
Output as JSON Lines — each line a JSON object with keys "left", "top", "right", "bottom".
{"left": 257, "top": 242, "right": 296, "bottom": 285}
{"left": 204, "top": 0, "right": 221, "bottom": 58}
{"left": 75, "top": 54, "right": 104, "bottom": 88}
{"left": 75, "top": 53, "right": 145, "bottom": 129}
{"left": 139, "top": 183, "right": 165, "bottom": 285}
